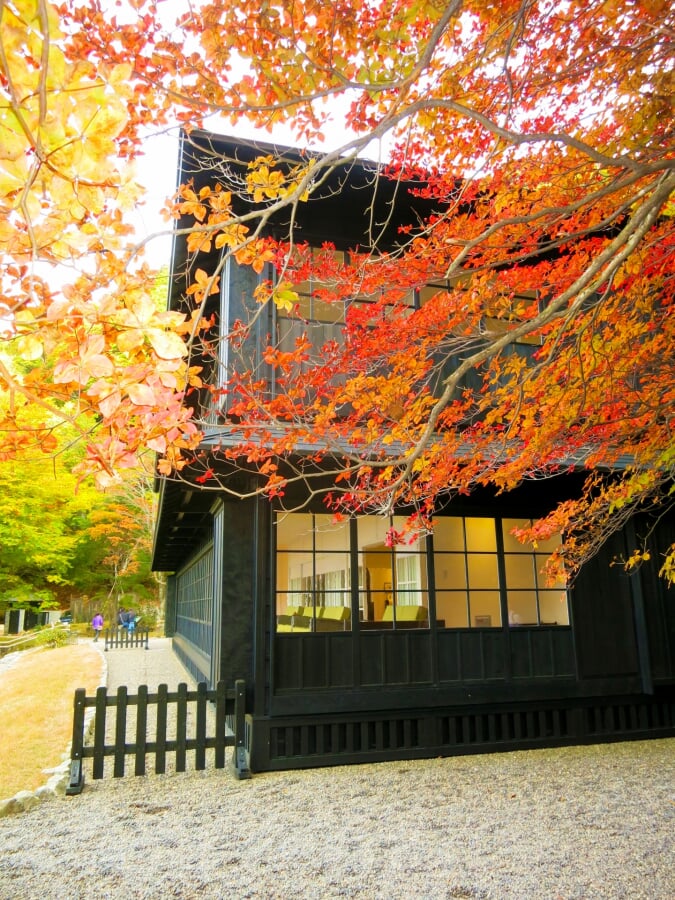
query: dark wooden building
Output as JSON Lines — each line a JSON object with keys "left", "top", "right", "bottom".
{"left": 152, "top": 130, "right": 675, "bottom": 772}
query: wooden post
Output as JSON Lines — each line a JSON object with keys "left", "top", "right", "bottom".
{"left": 66, "top": 688, "right": 87, "bottom": 795}
{"left": 625, "top": 519, "right": 654, "bottom": 695}
{"left": 231, "top": 679, "right": 251, "bottom": 779}
{"left": 214, "top": 681, "right": 227, "bottom": 769}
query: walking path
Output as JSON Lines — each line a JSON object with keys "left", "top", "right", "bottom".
{"left": 101, "top": 636, "right": 199, "bottom": 692}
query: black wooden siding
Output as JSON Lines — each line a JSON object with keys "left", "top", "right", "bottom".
{"left": 252, "top": 690, "right": 675, "bottom": 772}
{"left": 272, "top": 626, "right": 576, "bottom": 695}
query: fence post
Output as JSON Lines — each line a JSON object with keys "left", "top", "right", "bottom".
{"left": 66, "top": 688, "right": 87, "bottom": 795}
{"left": 231, "top": 679, "right": 251, "bottom": 779}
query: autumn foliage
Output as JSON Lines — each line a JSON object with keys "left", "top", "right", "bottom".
{"left": 1, "top": 0, "right": 673, "bottom": 581}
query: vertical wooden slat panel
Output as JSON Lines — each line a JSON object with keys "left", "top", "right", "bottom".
{"left": 93, "top": 687, "right": 107, "bottom": 779}
{"left": 346, "top": 722, "right": 355, "bottom": 753}
{"left": 300, "top": 725, "right": 309, "bottom": 757}
{"left": 359, "top": 721, "right": 368, "bottom": 753}
{"left": 113, "top": 686, "right": 128, "bottom": 777}
{"left": 488, "top": 713, "right": 497, "bottom": 743}
{"left": 176, "top": 683, "right": 188, "bottom": 772}
{"left": 316, "top": 723, "right": 325, "bottom": 756}
{"left": 135, "top": 685, "right": 148, "bottom": 776}
{"left": 71, "top": 680, "right": 242, "bottom": 782}
{"left": 195, "top": 682, "right": 207, "bottom": 770}
{"left": 155, "top": 684, "right": 168, "bottom": 774}
{"left": 214, "top": 681, "right": 227, "bottom": 769}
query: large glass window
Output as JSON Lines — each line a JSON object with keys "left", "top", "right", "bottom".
{"left": 433, "top": 516, "right": 569, "bottom": 628}
{"left": 275, "top": 512, "right": 569, "bottom": 634}
{"left": 501, "top": 519, "right": 569, "bottom": 626}
{"left": 434, "top": 517, "right": 502, "bottom": 628}
{"left": 276, "top": 513, "right": 352, "bottom": 632}
{"left": 357, "top": 516, "right": 429, "bottom": 629}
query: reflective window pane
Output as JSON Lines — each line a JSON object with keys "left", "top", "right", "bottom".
{"left": 470, "top": 592, "right": 502, "bottom": 628}
{"left": 436, "top": 592, "right": 469, "bottom": 628}
{"left": 539, "top": 591, "right": 570, "bottom": 626}
{"left": 507, "top": 591, "right": 538, "bottom": 625}
{"left": 467, "top": 553, "right": 499, "bottom": 589}
{"left": 465, "top": 518, "right": 497, "bottom": 552}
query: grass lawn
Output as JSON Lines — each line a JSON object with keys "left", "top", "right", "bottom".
{"left": 0, "top": 643, "right": 104, "bottom": 799}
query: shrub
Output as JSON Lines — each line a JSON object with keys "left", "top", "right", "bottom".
{"left": 32, "top": 627, "right": 71, "bottom": 649}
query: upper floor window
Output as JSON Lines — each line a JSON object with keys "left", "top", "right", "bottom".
{"left": 276, "top": 248, "right": 350, "bottom": 360}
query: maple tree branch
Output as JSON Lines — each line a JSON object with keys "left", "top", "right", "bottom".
{"left": 375, "top": 169, "right": 675, "bottom": 496}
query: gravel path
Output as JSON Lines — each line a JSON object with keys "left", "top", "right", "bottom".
{"left": 1, "top": 641, "right": 673, "bottom": 899}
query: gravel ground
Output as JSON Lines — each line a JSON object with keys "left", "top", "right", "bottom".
{"left": 1, "top": 641, "right": 673, "bottom": 899}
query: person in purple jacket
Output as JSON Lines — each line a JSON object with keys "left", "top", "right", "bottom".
{"left": 92, "top": 612, "right": 104, "bottom": 642}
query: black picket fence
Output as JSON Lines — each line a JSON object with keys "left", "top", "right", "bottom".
{"left": 67, "top": 679, "right": 251, "bottom": 794}
{"left": 104, "top": 628, "right": 150, "bottom": 650}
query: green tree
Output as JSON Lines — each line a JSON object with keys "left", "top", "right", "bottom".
{"left": 0, "top": 412, "right": 157, "bottom": 616}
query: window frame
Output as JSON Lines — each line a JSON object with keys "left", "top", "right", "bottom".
{"left": 274, "top": 511, "right": 570, "bottom": 635}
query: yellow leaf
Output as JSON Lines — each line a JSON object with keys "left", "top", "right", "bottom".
{"left": 147, "top": 328, "right": 187, "bottom": 360}
{"left": 117, "top": 329, "right": 144, "bottom": 353}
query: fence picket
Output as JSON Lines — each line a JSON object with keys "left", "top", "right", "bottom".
{"left": 156, "top": 684, "right": 168, "bottom": 775}
{"left": 195, "top": 682, "right": 207, "bottom": 771}
{"left": 214, "top": 681, "right": 227, "bottom": 769}
{"left": 114, "top": 686, "right": 128, "bottom": 777}
{"left": 176, "top": 683, "right": 188, "bottom": 773}
{"left": 135, "top": 685, "right": 148, "bottom": 776}
{"left": 93, "top": 687, "right": 107, "bottom": 779}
